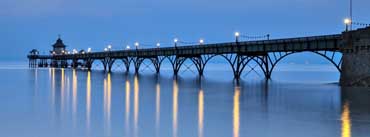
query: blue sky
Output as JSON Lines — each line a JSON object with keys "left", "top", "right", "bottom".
{"left": 1, "top": 0, "right": 369, "bottom": 62}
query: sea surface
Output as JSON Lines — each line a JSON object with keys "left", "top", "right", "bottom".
{"left": 0, "top": 61, "right": 370, "bottom": 137}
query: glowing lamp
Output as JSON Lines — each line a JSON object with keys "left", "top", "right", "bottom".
{"left": 199, "top": 39, "right": 204, "bottom": 44}
{"left": 234, "top": 32, "right": 240, "bottom": 37}
{"left": 344, "top": 18, "right": 351, "bottom": 25}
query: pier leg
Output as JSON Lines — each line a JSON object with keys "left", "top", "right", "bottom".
{"left": 263, "top": 55, "right": 271, "bottom": 79}
{"left": 133, "top": 58, "right": 144, "bottom": 74}
{"left": 223, "top": 54, "right": 252, "bottom": 80}
{"left": 191, "top": 55, "right": 214, "bottom": 77}
{"left": 122, "top": 58, "right": 131, "bottom": 73}
{"left": 72, "top": 59, "right": 78, "bottom": 69}
{"left": 107, "top": 59, "right": 115, "bottom": 72}
{"left": 101, "top": 58, "right": 110, "bottom": 72}
{"left": 84, "top": 59, "right": 93, "bottom": 71}
{"left": 151, "top": 56, "right": 165, "bottom": 74}
{"left": 169, "top": 56, "right": 186, "bottom": 76}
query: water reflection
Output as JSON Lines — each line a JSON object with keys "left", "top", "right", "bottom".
{"left": 86, "top": 71, "right": 91, "bottom": 133}
{"left": 33, "top": 68, "right": 38, "bottom": 96}
{"left": 156, "top": 82, "right": 161, "bottom": 137}
{"left": 198, "top": 88, "right": 204, "bottom": 137}
{"left": 51, "top": 68, "right": 55, "bottom": 106}
{"left": 341, "top": 101, "right": 351, "bottom": 137}
{"left": 233, "top": 86, "right": 240, "bottom": 137}
{"left": 22, "top": 68, "right": 370, "bottom": 137}
{"left": 61, "top": 68, "right": 65, "bottom": 113}
{"left": 125, "top": 77, "right": 131, "bottom": 137}
{"left": 72, "top": 69, "right": 78, "bottom": 127}
{"left": 173, "top": 79, "right": 178, "bottom": 137}
{"left": 104, "top": 73, "right": 112, "bottom": 136}
{"left": 134, "top": 75, "right": 139, "bottom": 137}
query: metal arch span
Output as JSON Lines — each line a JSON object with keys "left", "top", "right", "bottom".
{"left": 132, "top": 56, "right": 166, "bottom": 73}
{"left": 161, "top": 55, "right": 217, "bottom": 76}
{"left": 220, "top": 54, "right": 256, "bottom": 80}
{"left": 253, "top": 51, "right": 342, "bottom": 79}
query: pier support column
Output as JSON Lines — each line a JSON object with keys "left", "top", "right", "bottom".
{"left": 150, "top": 56, "right": 165, "bottom": 74}
{"left": 255, "top": 55, "right": 272, "bottom": 80}
{"left": 122, "top": 58, "right": 131, "bottom": 73}
{"left": 133, "top": 57, "right": 144, "bottom": 74}
{"left": 263, "top": 55, "right": 271, "bottom": 79}
{"left": 43, "top": 59, "right": 48, "bottom": 67}
{"left": 107, "top": 59, "right": 115, "bottom": 72}
{"left": 72, "top": 59, "right": 78, "bottom": 68}
{"left": 340, "top": 27, "right": 370, "bottom": 86}
{"left": 101, "top": 57, "right": 112, "bottom": 72}
{"left": 38, "top": 59, "right": 43, "bottom": 67}
{"left": 190, "top": 55, "right": 214, "bottom": 77}
{"left": 84, "top": 59, "right": 94, "bottom": 71}
{"left": 60, "top": 60, "right": 68, "bottom": 68}
{"left": 29, "top": 59, "right": 37, "bottom": 68}
{"left": 223, "top": 54, "right": 253, "bottom": 80}
{"left": 169, "top": 56, "right": 187, "bottom": 76}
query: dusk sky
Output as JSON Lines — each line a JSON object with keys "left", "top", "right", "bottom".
{"left": 1, "top": 0, "right": 369, "bottom": 61}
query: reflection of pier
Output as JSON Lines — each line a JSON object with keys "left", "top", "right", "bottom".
{"left": 28, "top": 27, "right": 370, "bottom": 86}
{"left": 104, "top": 73, "right": 112, "bottom": 136}
{"left": 341, "top": 87, "right": 370, "bottom": 137}
{"left": 45, "top": 68, "right": 364, "bottom": 137}
{"left": 172, "top": 79, "right": 179, "bottom": 137}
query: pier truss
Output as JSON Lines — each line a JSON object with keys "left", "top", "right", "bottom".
{"left": 28, "top": 34, "right": 344, "bottom": 80}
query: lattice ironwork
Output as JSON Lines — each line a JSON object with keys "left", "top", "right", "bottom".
{"left": 252, "top": 50, "right": 342, "bottom": 79}
{"left": 221, "top": 54, "right": 255, "bottom": 80}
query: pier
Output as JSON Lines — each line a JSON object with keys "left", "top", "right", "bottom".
{"left": 28, "top": 26, "right": 370, "bottom": 86}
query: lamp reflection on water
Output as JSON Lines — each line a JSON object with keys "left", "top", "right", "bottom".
{"left": 233, "top": 86, "right": 240, "bottom": 137}
{"left": 173, "top": 79, "right": 178, "bottom": 137}
{"left": 33, "top": 68, "right": 38, "bottom": 96}
{"left": 72, "top": 69, "right": 78, "bottom": 127}
{"left": 51, "top": 68, "right": 55, "bottom": 106}
{"left": 156, "top": 83, "right": 161, "bottom": 137}
{"left": 341, "top": 101, "right": 351, "bottom": 137}
{"left": 134, "top": 75, "right": 139, "bottom": 137}
{"left": 198, "top": 89, "right": 204, "bottom": 137}
{"left": 86, "top": 71, "right": 91, "bottom": 134}
{"left": 104, "top": 73, "right": 112, "bottom": 136}
{"left": 61, "top": 68, "right": 65, "bottom": 113}
{"left": 125, "top": 78, "right": 131, "bottom": 137}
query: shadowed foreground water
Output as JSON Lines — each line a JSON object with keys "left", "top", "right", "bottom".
{"left": 0, "top": 63, "right": 370, "bottom": 137}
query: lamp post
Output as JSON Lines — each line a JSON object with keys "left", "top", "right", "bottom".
{"left": 350, "top": 0, "right": 353, "bottom": 30}
{"left": 107, "top": 45, "right": 112, "bottom": 51}
{"left": 135, "top": 42, "right": 139, "bottom": 50}
{"left": 87, "top": 48, "right": 92, "bottom": 53}
{"left": 235, "top": 32, "right": 240, "bottom": 42}
{"left": 199, "top": 39, "right": 204, "bottom": 45}
{"left": 174, "top": 38, "right": 178, "bottom": 47}
{"left": 126, "top": 45, "right": 130, "bottom": 50}
{"left": 156, "top": 43, "right": 160, "bottom": 48}
{"left": 344, "top": 18, "right": 352, "bottom": 31}
{"left": 104, "top": 48, "right": 108, "bottom": 52}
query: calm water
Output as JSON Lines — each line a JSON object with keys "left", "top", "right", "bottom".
{"left": 0, "top": 62, "right": 370, "bottom": 137}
